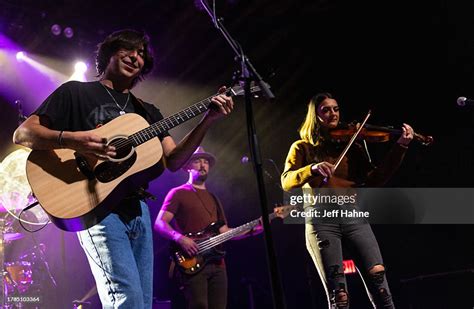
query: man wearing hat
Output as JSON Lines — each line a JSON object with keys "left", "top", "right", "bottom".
{"left": 155, "top": 146, "right": 259, "bottom": 309}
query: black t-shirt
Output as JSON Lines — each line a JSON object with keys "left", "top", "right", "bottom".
{"left": 34, "top": 80, "right": 170, "bottom": 221}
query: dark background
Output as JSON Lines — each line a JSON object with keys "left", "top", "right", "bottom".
{"left": 0, "top": 1, "right": 473, "bottom": 308}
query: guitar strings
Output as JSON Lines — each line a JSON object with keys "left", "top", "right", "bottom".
{"left": 99, "top": 86, "right": 259, "bottom": 159}
{"left": 110, "top": 103, "right": 208, "bottom": 150}
{"left": 106, "top": 97, "right": 214, "bottom": 152}
{"left": 197, "top": 230, "right": 249, "bottom": 253}
{"left": 196, "top": 212, "right": 280, "bottom": 253}
{"left": 196, "top": 221, "right": 258, "bottom": 253}
{"left": 194, "top": 210, "right": 286, "bottom": 253}
{"left": 104, "top": 85, "right": 253, "bottom": 152}
{"left": 105, "top": 84, "right": 255, "bottom": 151}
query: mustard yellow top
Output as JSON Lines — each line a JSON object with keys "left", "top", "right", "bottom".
{"left": 281, "top": 140, "right": 408, "bottom": 191}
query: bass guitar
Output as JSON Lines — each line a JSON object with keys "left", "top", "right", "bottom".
{"left": 171, "top": 205, "right": 295, "bottom": 275}
{"left": 26, "top": 84, "right": 260, "bottom": 231}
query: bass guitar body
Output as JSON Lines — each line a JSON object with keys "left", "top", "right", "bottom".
{"left": 171, "top": 222, "right": 225, "bottom": 276}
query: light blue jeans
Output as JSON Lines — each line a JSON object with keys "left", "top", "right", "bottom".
{"left": 77, "top": 201, "right": 153, "bottom": 309}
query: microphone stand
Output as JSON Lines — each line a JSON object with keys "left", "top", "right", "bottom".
{"left": 266, "top": 159, "right": 283, "bottom": 191}
{"left": 37, "top": 246, "right": 57, "bottom": 287}
{"left": 199, "top": 2, "right": 285, "bottom": 309}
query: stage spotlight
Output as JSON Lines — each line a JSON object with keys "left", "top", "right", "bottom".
{"left": 63, "top": 27, "right": 74, "bottom": 39}
{"left": 68, "top": 61, "right": 87, "bottom": 82}
{"left": 74, "top": 61, "right": 87, "bottom": 73}
{"left": 50, "top": 24, "right": 62, "bottom": 36}
{"left": 16, "top": 51, "right": 26, "bottom": 62}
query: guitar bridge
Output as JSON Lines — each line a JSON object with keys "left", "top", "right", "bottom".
{"left": 74, "top": 153, "right": 95, "bottom": 180}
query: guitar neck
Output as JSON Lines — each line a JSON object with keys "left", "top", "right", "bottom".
{"left": 126, "top": 83, "right": 262, "bottom": 146}
{"left": 196, "top": 213, "right": 277, "bottom": 254}
{"left": 129, "top": 97, "right": 213, "bottom": 147}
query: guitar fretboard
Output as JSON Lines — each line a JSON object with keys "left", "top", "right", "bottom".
{"left": 129, "top": 100, "right": 212, "bottom": 147}
{"left": 116, "top": 83, "right": 261, "bottom": 148}
{"left": 196, "top": 213, "right": 277, "bottom": 254}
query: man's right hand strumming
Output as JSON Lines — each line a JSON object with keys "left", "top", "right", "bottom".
{"left": 13, "top": 114, "right": 115, "bottom": 159}
{"left": 62, "top": 131, "right": 116, "bottom": 159}
{"left": 177, "top": 235, "right": 199, "bottom": 256}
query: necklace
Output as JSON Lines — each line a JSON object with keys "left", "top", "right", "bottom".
{"left": 101, "top": 83, "right": 130, "bottom": 115}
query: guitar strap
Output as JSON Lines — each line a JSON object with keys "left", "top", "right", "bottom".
{"left": 127, "top": 96, "right": 160, "bottom": 198}
{"left": 209, "top": 192, "right": 227, "bottom": 226}
{"left": 133, "top": 97, "right": 160, "bottom": 124}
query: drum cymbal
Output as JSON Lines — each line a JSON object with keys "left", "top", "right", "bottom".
{"left": 0, "top": 147, "right": 49, "bottom": 224}
{"left": 0, "top": 147, "right": 32, "bottom": 208}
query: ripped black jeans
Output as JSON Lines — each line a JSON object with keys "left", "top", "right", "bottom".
{"left": 306, "top": 223, "right": 395, "bottom": 308}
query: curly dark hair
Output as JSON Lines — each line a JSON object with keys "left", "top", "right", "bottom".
{"left": 95, "top": 29, "right": 154, "bottom": 86}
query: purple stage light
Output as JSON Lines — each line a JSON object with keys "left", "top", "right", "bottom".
{"left": 50, "top": 24, "right": 62, "bottom": 36}
{"left": 16, "top": 51, "right": 26, "bottom": 62}
{"left": 63, "top": 27, "right": 74, "bottom": 39}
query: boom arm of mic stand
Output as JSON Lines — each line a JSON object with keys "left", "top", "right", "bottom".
{"left": 199, "top": 0, "right": 274, "bottom": 100}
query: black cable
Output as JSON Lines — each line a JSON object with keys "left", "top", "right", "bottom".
{"left": 18, "top": 205, "right": 50, "bottom": 233}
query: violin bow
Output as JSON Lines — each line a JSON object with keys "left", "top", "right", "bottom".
{"left": 321, "top": 110, "right": 372, "bottom": 185}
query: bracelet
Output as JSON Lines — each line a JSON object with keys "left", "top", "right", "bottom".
{"left": 397, "top": 143, "right": 409, "bottom": 149}
{"left": 57, "top": 130, "right": 64, "bottom": 148}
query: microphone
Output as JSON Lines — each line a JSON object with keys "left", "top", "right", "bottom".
{"left": 240, "top": 155, "right": 278, "bottom": 167}
{"left": 456, "top": 96, "right": 474, "bottom": 107}
{"left": 240, "top": 155, "right": 283, "bottom": 190}
{"left": 241, "top": 155, "right": 252, "bottom": 164}
{"left": 241, "top": 156, "right": 277, "bottom": 164}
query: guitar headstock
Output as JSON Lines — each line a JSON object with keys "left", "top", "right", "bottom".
{"left": 229, "top": 82, "right": 263, "bottom": 97}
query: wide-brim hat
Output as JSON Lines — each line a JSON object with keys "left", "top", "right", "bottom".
{"left": 182, "top": 146, "right": 216, "bottom": 170}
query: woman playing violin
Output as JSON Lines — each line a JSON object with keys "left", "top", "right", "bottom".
{"left": 281, "top": 92, "right": 414, "bottom": 308}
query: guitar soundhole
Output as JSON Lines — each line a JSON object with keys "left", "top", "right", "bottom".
{"left": 109, "top": 137, "right": 133, "bottom": 160}
{"left": 95, "top": 152, "right": 137, "bottom": 183}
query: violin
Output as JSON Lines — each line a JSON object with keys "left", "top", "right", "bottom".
{"left": 319, "top": 111, "right": 433, "bottom": 188}
{"left": 329, "top": 122, "right": 434, "bottom": 146}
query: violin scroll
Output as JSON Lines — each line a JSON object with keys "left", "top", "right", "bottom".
{"left": 414, "top": 133, "right": 434, "bottom": 146}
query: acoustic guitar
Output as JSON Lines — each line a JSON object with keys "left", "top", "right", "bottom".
{"left": 26, "top": 84, "right": 260, "bottom": 231}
